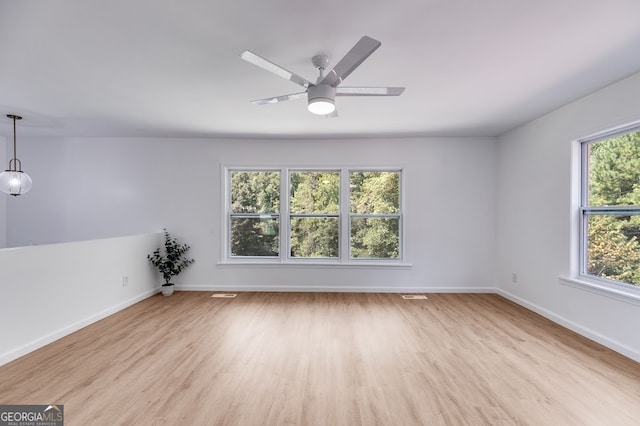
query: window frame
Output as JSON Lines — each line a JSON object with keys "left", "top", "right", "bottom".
{"left": 348, "top": 170, "right": 403, "bottom": 260}
{"left": 227, "top": 168, "right": 282, "bottom": 260}
{"left": 569, "top": 122, "right": 640, "bottom": 303}
{"left": 224, "top": 165, "right": 405, "bottom": 265}
{"left": 288, "top": 169, "right": 341, "bottom": 261}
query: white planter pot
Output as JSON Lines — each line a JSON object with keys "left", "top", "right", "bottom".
{"left": 161, "top": 285, "right": 175, "bottom": 296}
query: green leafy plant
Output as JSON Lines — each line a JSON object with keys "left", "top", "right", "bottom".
{"left": 147, "top": 229, "right": 195, "bottom": 286}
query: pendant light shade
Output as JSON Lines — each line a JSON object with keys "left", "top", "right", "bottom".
{"left": 0, "top": 114, "right": 32, "bottom": 196}
{"left": 0, "top": 170, "right": 32, "bottom": 196}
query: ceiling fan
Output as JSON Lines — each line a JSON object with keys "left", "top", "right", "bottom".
{"left": 240, "top": 36, "right": 405, "bottom": 117}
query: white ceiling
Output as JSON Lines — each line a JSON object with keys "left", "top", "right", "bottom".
{"left": 1, "top": 0, "right": 640, "bottom": 139}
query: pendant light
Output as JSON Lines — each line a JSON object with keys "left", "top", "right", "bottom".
{"left": 0, "top": 114, "right": 32, "bottom": 196}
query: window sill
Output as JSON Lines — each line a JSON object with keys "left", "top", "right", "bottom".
{"left": 559, "top": 276, "right": 640, "bottom": 306}
{"left": 218, "top": 261, "right": 412, "bottom": 269}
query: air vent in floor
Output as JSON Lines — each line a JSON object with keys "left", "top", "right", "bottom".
{"left": 211, "top": 293, "right": 237, "bottom": 298}
{"left": 401, "top": 294, "right": 428, "bottom": 300}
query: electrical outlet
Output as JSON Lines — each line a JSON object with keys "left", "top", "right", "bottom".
{"left": 511, "top": 273, "right": 518, "bottom": 283}
{"left": 122, "top": 275, "right": 129, "bottom": 287}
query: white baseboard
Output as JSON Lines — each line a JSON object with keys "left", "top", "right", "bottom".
{"left": 177, "top": 284, "right": 496, "bottom": 293}
{"left": 0, "top": 288, "right": 159, "bottom": 367}
{"left": 496, "top": 289, "right": 640, "bottom": 363}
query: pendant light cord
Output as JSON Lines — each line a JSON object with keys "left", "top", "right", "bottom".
{"left": 12, "top": 115, "right": 17, "bottom": 164}
{"left": 6, "top": 114, "right": 22, "bottom": 171}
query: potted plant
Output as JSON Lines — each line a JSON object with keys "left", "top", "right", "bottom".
{"left": 147, "top": 229, "right": 195, "bottom": 296}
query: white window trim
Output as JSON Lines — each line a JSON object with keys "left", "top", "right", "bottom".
{"left": 559, "top": 276, "right": 640, "bottom": 306}
{"left": 565, "top": 120, "right": 640, "bottom": 304}
{"left": 287, "top": 169, "right": 341, "bottom": 262}
{"left": 217, "top": 261, "right": 413, "bottom": 269}
{"left": 347, "top": 168, "right": 404, "bottom": 261}
{"left": 222, "top": 164, "right": 409, "bottom": 267}
{"left": 225, "top": 167, "right": 281, "bottom": 260}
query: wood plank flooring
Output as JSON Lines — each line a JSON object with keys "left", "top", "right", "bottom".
{"left": 1, "top": 292, "right": 639, "bottom": 425}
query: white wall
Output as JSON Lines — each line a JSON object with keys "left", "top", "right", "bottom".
{"left": 6, "top": 136, "right": 497, "bottom": 292}
{"left": 496, "top": 71, "right": 640, "bottom": 361}
{"left": 0, "top": 232, "right": 160, "bottom": 366}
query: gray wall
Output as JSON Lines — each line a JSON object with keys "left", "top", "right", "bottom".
{"left": 496, "top": 71, "right": 640, "bottom": 360}
{"left": 4, "top": 136, "right": 498, "bottom": 292}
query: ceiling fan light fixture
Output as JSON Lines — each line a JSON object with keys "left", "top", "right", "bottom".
{"left": 0, "top": 114, "right": 32, "bottom": 196}
{"left": 307, "top": 84, "right": 336, "bottom": 115}
{"left": 308, "top": 98, "right": 335, "bottom": 115}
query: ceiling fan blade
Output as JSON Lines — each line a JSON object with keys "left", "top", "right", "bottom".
{"left": 336, "top": 87, "right": 405, "bottom": 96}
{"left": 250, "top": 92, "right": 307, "bottom": 105}
{"left": 241, "top": 51, "right": 311, "bottom": 88}
{"left": 320, "top": 36, "right": 382, "bottom": 87}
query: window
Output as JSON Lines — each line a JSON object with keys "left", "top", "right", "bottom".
{"left": 227, "top": 167, "right": 403, "bottom": 263}
{"left": 350, "top": 171, "right": 400, "bottom": 259}
{"left": 290, "top": 170, "right": 340, "bottom": 258}
{"left": 580, "top": 127, "right": 640, "bottom": 287}
{"left": 229, "top": 170, "right": 280, "bottom": 257}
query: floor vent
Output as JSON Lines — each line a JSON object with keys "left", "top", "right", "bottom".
{"left": 211, "top": 293, "right": 237, "bottom": 298}
{"left": 401, "top": 294, "right": 428, "bottom": 300}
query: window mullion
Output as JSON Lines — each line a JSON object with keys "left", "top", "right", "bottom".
{"left": 282, "top": 168, "right": 290, "bottom": 262}
{"left": 582, "top": 206, "right": 640, "bottom": 215}
{"left": 341, "top": 169, "right": 350, "bottom": 262}
{"left": 350, "top": 213, "right": 401, "bottom": 219}
{"left": 290, "top": 213, "right": 340, "bottom": 218}
{"left": 226, "top": 168, "right": 232, "bottom": 259}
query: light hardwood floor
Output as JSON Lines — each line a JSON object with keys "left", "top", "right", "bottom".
{"left": 1, "top": 292, "right": 639, "bottom": 425}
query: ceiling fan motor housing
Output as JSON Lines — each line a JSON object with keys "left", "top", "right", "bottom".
{"left": 307, "top": 84, "right": 336, "bottom": 115}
